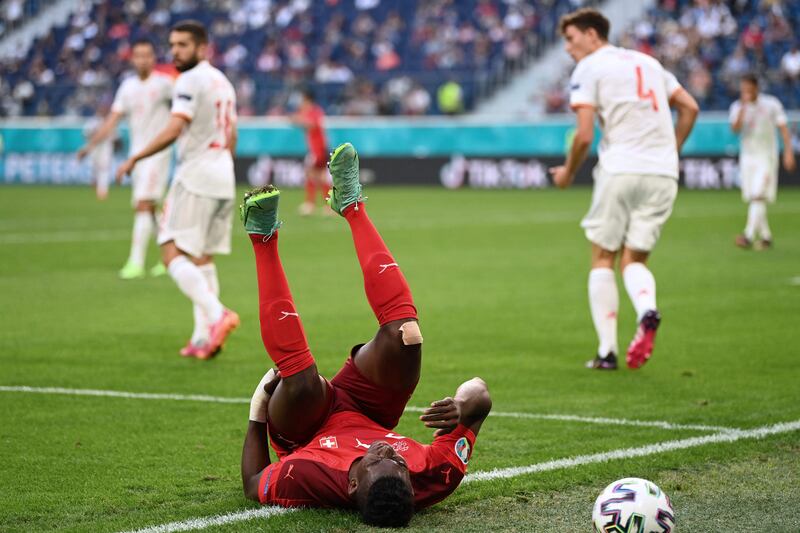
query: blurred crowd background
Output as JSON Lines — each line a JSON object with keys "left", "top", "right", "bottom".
{"left": 1, "top": 0, "right": 799, "bottom": 118}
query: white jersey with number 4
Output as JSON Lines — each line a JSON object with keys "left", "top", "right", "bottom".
{"left": 171, "top": 60, "right": 237, "bottom": 200}
{"left": 111, "top": 73, "right": 173, "bottom": 154}
{"left": 728, "top": 94, "right": 787, "bottom": 166}
{"left": 569, "top": 45, "right": 682, "bottom": 179}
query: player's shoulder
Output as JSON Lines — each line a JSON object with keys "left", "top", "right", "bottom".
{"left": 117, "top": 74, "right": 139, "bottom": 91}
{"left": 760, "top": 94, "right": 784, "bottom": 109}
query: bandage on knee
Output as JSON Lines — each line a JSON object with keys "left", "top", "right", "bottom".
{"left": 399, "top": 321, "right": 423, "bottom": 345}
{"left": 260, "top": 299, "right": 315, "bottom": 377}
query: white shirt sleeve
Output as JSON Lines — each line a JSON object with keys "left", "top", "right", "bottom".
{"left": 771, "top": 97, "right": 788, "bottom": 127}
{"left": 171, "top": 74, "right": 198, "bottom": 121}
{"left": 569, "top": 61, "right": 597, "bottom": 109}
{"left": 729, "top": 100, "right": 741, "bottom": 125}
{"left": 663, "top": 69, "right": 682, "bottom": 100}
{"left": 110, "top": 81, "right": 129, "bottom": 115}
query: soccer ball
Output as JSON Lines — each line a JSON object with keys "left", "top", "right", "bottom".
{"left": 592, "top": 477, "right": 676, "bottom": 533}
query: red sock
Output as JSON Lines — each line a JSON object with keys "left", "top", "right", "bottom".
{"left": 250, "top": 233, "right": 315, "bottom": 377}
{"left": 304, "top": 179, "right": 315, "bottom": 204}
{"left": 343, "top": 204, "right": 417, "bottom": 325}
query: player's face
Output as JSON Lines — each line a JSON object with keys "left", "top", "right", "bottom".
{"left": 740, "top": 80, "right": 758, "bottom": 102}
{"left": 563, "top": 25, "right": 594, "bottom": 62}
{"left": 353, "top": 441, "right": 411, "bottom": 495}
{"left": 130, "top": 43, "right": 155, "bottom": 77}
{"left": 169, "top": 31, "right": 204, "bottom": 72}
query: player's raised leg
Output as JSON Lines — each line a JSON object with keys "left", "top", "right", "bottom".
{"left": 328, "top": 143, "right": 421, "bottom": 393}
{"left": 241, "top": 186, "right": 329, "bottom": 444}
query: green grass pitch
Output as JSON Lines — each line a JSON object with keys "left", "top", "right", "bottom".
{"left": 1, "top": 185, "right": 799, "bottom": 532}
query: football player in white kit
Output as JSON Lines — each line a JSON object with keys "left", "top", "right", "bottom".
{"left": 116, "top": 21, "right": 239, "bottom": 359}
{"left": 730, "top": 74, "right": 796, "bottom": 250}
{"left": 78, "top": 38, "right": 173, "bottom": 280}
{"left": 549, "top": 9, "right": 699, "bottom": 370}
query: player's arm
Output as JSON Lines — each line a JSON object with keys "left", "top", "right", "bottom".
{"left": 77, "top": 111, "right": 123, "bottom": 159}
{"left": 241, "top": 370, "right": 281, "bottom": 501}
{"left": 228, "top": 123, "right": 238, "bottom": 156}
{"left": 116, "top": 115, "right": 187, "bottom": 182}
{"left": 779, "top": 124, "right": 796, "bottom": 171}
{"left": 419, "top": 377, "right": 492, "bottom": 437}
{"left": 670, "top": 88, "right": 699, "bottom": 153}
{"left": 549, "top": 106, "right": 595, "bottom": 189}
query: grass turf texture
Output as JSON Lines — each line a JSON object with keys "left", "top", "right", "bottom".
{"left": 1, "top": 185, "right": 799, "bottom": 532}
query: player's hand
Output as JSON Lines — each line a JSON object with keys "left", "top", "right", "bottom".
{"left": 76, "top": 146, "right": 90, "bottom": 161}
{"left": 549, "top": 165, "right": 572, "bottom": 189}
{"left": 116, "top": 158, "right": 136, "bottom": 184}
{"left": 419, "top": 397, "right": 460, "bottom": 437}
{"left": 783, "top": 151, "right": 796, "bottom": 172}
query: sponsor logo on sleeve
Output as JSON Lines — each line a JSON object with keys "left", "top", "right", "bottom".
{"left": 570, "top": 83, "right": 581, "bottom": 91}
{"left": 177, "top": 93, "right": 192, "bottom": 101}
{"left": 454, "top": 437, "right": 471, "bottom": 465}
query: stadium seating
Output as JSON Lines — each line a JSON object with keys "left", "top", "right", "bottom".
{"left": 0, "top": 0, "right": 580, "bottom": 117}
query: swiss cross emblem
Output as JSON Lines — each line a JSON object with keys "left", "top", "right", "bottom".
{"left": 319, "top": 436, "right": 338, "bottom": 449}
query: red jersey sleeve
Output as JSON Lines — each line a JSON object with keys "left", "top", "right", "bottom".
{"left": 411, "top": 424, "right": 477, "bottom": 509}
{"left": 258, "top": 459, "right": 352, "bottom": 509}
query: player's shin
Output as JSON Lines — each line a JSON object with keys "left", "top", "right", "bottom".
{"left": 344, "top": 205, "right": 417, "bottom": 325}
{"left": 588, "top": 268, "right": 619, "bottom": 357}
{"left": 250, "top": 233, "right": 315, "bottom": 377}
{"left": 622, "top": 263, "right": 657, "bottom": 321}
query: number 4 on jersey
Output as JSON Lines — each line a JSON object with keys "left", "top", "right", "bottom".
{"left": 635, "top": 66, "right": 659, "bottom": 112}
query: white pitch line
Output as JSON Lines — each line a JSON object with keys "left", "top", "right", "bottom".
{"left": 463, "top": 418, "right": 800, "bottom": 484}
{"left": 119, "top": 418, "right": 800, "bottom": 533}
{"left": 0, "top": 385, "right": 732, "bottom": 432}
{"left": 120, "top": 506, "right": 294, "bottom": 533}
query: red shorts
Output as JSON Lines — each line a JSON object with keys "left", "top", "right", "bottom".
{"left": 268, "top": 344, "right": 416, "bottom": 458}
{"left": 305, "top": 151, "right": 328, "bottom": 170}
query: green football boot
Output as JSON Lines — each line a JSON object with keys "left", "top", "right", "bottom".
{"left": 240, "top": 185, "right": 282, "bottom": 237}
{"left": 149, "top": 262, "right": 167, "bottom": 277}
{"left": 327, "top": 142, "right": 364, "bottom": 216}
{"left": 118, "top": 261, "right": 145, "bottom": 280}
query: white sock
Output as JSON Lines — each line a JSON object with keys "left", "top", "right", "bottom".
{"left": 588, "top": 268, "right": 618, "bottom": 357}
{"left": 191, "top": 264, "right": 220, "bottom": 344}
{"left": 744, "top": 202, "right": 759, "bottom": 241}
{"left": 752, "top": 201, "right": 771, "bottom": 241}
{"left": 128, "top": 212, "right": 154, "bottom": 268}
{"left": 623, "top": 262, "right": 657, "bottom": 322}
{"left": 168, "top": 256, "right": 224, "bottom": 324}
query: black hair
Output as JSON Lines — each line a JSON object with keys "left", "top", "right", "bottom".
{"left": 741, "top": 73, "right": 759, "bottom": 87}
{"left": 559, "top": 8, "right": 610, "bottom": 41}
{"left": 359, "top": 476, "right": 414, "bottom": 528}
{"left": 301, "top": 87, "right": 316, "bottom": 102}
{"left": 131, "top": 37, "right": 155, "bottom": 50}
{"left": 170, "top": 20, "right": 208, "bottom": 45}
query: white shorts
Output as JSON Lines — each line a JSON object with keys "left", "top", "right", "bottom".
{"left": 739, "top": 156, "right": 778, "bottom": 203}
{"left": 132, "top": 151, "right": 170, "bottom": 206}
{"left": 158, "top": 181, "right": 234, "bottom": 258}
{"left": 581, "top": 168, "right": 678, "bottom": 253}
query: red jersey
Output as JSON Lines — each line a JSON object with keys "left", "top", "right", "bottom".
{"left": 258, "top": 410, "right": 476, "bottom": 510}
{"left": 300, "top": 104, "right": 328, "bottom": 157}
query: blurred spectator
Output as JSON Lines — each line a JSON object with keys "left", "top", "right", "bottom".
{"left": 437, "top": 79, "right": 464, "bottom": 115}
{"left": 781, "top": 45, "right": 800, "bottom": 81}
{"left": 403, "top": 82, "right": 431, "bottom": 115}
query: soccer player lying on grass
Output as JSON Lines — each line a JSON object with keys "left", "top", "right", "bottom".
{"left": 240, "top": 143, "right": 492, "bottom": 527}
